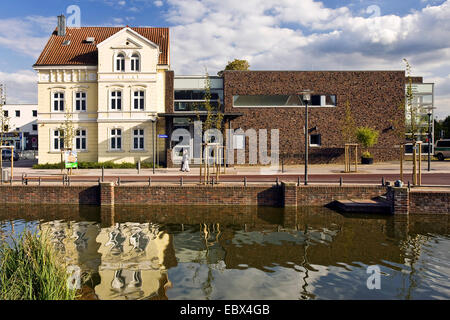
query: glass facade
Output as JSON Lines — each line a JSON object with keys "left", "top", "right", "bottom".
{"left": 174, "top": 90, "right": 222, "bottom": 112}
{"left": 405, "top": 83, "right": 434, "bottom": 154}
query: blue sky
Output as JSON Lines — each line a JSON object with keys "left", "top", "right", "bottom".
{"left": 0, "top": 0, "right": 449, "bottom": 118}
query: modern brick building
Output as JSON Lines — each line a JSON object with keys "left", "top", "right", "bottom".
{"left": 163, "top": 70, "right": 407, "bottom": 166}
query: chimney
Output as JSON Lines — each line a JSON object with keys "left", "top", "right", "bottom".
{"left": 57, "top": 14, "right": 66, "bottom": 36}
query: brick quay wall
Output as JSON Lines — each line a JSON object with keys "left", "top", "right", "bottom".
{"left": 0, "top": 184, "right": 448, "bottom": 215}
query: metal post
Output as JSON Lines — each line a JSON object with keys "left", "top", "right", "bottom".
{"left": 412, "top": 143, "right": 417, "bottom": 186}
{"left": 276, "top": 177, "right": 279, "bottom": 186}
{"left": 244, "top": 177, "right": 247, "bottom": 187}
{"left": 117, "top": 177, "right": 121, "bottom": 186}
{"left": 418, "top": 143, "right": 422, "bottom": 186}
{"left": 339, "top": 177, "right": 343, "bottom": 187}
{"left": 102, "top": 166, "right": 104, "bottom": 182}
{"left": 382, "top": 177, "right": 385, "bottom": 186}
{"left": 39, "top": 177, "right": 41, "bottom": 186}
{"left": 428, "top": 113, "right": 432, "bottom": 172}
{"left": 137, "top": 160, "right": 141, "bottom": 174}
{"left": 180, "top": 177, "right": 183, "bottom": 187}
{"left": 304, "top": 101, "right": 309, "bottom": 185}
{"left": 297, "top": 176, "right": 301, "bottom": 186}
{"left": 148, "top": 177, "right": 151, "bottom": 187}
{"left": 153, "top": 120, "right": 156, "bottom": 175}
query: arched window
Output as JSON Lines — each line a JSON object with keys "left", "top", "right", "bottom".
{"left": 131, "top": 53, "right": 140, "bottom": 72}
{"left": 116, "top": 53, "right": 125, "bottom": 72}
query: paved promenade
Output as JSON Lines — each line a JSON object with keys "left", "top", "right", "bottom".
{"left": 4, "top": 159, "right": 450, "bottom": 186}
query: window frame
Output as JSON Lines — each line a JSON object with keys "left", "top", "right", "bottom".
{"left": 133, "top": 90, "right": 145, "bottom": 110}
{"left": 52, "top": 129, "right": 65, "bottom": 151}
{"left": 52, "top": 92, "right": 65, "bottom": 112}
{"left": 109, "top": 90, "right": 123, "bottom": 111}
{"left": 309, "top": 134, "right": 322, "bottom": 147}
{"left": 132, "top": 128, "right": 145, "bottom": 151}
{"left": 75, "top": 128, "right": 88, "bottom": 151}
{"left": 130, "top": 53, "right": 140, "bottom": 72}
{"left": 74, "top": 91, "right": 87, "bottom": 112}
{"left": 115, "top": 53, "right": 125, "bottom": 72}
{"left": 109, "top": 128, "right": 123, "bottom": 151}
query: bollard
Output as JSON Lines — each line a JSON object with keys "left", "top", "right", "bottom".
{"left": 137, "top": 161, "right": 141, "bottom": 174}
{"left": 98, "top": 178, "right": 101, "bottom": 184}
{"left": 298, "top": 176, "right": 301, "bottom": 187}
{"left": 39, "top": 177, "right": 41, "bottom": 186}
{"left": 148, "top": 177, "right": 152, "bottom": 187}
{"left": 180, "top": 177, "right": 183, "bottom": 187}
{"left": 407, "top": 181, "right": 411, "bottom": 189}
{"left": 276, "top": 177, "right": 280, "bottom": 186}
{"left": 102, "top": 167, "right": 105, "bottom": 182}
{"left": 62, "top": 175, "right": 65, "bottom": 186}
{"left": 22, "top": 173, "right": 25, "bottom": 185}
{"left": 68, "top": 176, "right": 71, "bottom": 186}
{"left": 339, "top": 177, "right": 343, "bottom": 187}
{"left": 282, "top": 157, "right": 285, "bottom": 173}
{"left": 117, "top": 177, "right": 121, "bottom": 186}
{"left": 382, "top": 177, "right": 385, "bottom": 186}
{"left": 244, "top": 177, "right": 247, "bottom": 187}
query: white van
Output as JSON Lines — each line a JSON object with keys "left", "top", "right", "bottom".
{"left": 434, "top": 139, "right": 450, "bottom": 161}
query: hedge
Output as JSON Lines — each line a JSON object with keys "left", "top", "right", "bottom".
{"left": 33, "top": 161, "right": 162, "bottom": 169}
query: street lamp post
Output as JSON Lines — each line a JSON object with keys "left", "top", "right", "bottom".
{"left": 301, "top": 91, "right": 312, "bottom": 185}
{"left": 427, "top": 110, "right": 432, "bottom": 172}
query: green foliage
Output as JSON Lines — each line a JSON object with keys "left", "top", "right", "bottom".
{"left": 33, "top": 161, "right": 162, "bottom": 169}
{"left": 0, "top": 230, "right": 78, "bottom": 300}
{"left": 341, "top": 100, "right": 356, "bottom": 143}
{"left": 217, "top": 59, "right": 250, "bottom": 76}
{"left": 355, "top": 127, "right": 379, "bottom": 158}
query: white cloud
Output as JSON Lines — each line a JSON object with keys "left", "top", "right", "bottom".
{"left": 154, "top": 0, "right": 163, "bottom": 7}
{"left": 164, "top": 0, "right": 450, "bottom": 118}
{"left": 0, "top": 16, "right": 56, "bottom": 59}
{"left": 0, "top": 70, "right": 37, "bottom": 104}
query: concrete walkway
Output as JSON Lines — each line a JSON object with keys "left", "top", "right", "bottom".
{"left": 6, "top": 159, "right": 450, "bottom": 177}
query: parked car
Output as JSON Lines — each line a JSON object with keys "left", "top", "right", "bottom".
{"left": 1, "top": 149, "right": 20, "bottom": 161}
{"left": 434, "top": 139, "right": 450, "bottom": 161}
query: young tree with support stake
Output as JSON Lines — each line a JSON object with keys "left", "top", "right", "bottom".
{"left": 0, "top": 85, "right": 10, "bottom": 172}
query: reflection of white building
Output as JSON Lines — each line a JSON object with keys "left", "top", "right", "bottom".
{"left": 41, "top": 220, "right": 174, "bottom": 300}
{"left": 95, "top": 222, "right": 172, "bottom": 300}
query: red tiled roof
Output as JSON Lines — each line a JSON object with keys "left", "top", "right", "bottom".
{"left": 34, "top": 27, "right": 169, "bottom": 67}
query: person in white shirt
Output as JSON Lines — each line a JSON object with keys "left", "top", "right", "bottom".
{"left": 181, "top": 148, "right": 190, "bottom": 172}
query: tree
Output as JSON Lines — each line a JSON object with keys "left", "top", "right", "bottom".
{"left": 341, "top": 100, "right": 356, "bottom": 143}
{"left": 441, "top": 116, "right": 450, "bottom": 139}
{"left": 217, "top": 59, "right": 250, "bottom": 77}
{"left": 404, "top": 58, "right": 427, "bottom": 141}
{"left": 355, "top": 127, "right": 379, "bottom": 158}
{"left": 0, "top": 84, "right": 9, "bottom": 170}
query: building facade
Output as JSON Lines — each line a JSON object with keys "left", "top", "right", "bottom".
{"left": 1, "top": 104, "right": 38, "bottom": 150}
{"left": 34, "top": 18, "right": 169, "bottom": 165}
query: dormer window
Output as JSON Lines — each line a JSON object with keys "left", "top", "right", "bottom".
{"left": 131, "top": 53, "right": 140, "bottom": 72}
{"left": 116, "top": 53, "right": 125, "bottom": 72}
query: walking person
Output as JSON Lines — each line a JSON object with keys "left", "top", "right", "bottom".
{"left": 181, "top": 148, "right": 190, "bottom": 172}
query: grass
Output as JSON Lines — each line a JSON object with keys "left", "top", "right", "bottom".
{"left": 0, "top": 230, "right": 78, "bottom": 300}
{"left": 33, "top": 161, "right": 163, "bottom": 169}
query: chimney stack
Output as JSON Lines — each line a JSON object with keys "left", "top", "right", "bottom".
{"left": 57, "top": 14, "right": 66, "bottom": 36}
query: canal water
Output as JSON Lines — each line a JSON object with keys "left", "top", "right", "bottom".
{"left": 0, "top": 204, "right": 449, "bottom": 300}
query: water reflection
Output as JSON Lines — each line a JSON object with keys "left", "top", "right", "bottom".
{"left": 0, "top": 204, "right": 449, "bottom": 300}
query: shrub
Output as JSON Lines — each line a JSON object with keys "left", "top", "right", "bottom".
{"left": 355, "top": 127, "right": 379, "bottom": 158}
{"left": 0, "top": 230, "right": 78, "bottom": 300}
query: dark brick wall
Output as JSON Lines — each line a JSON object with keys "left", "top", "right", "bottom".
{"left": 223, "top": 71, "right": 406, "bottom": 164}
{"left": 409, "top": 190, "right": 450, "bottom": 214}
{"left": 296, "top": 185, "right": 387, "bottom": 206}
{"left": 0, "top": 186, "right": 99, "bottom": 205}
{"left": 114, "top": 185, "right": 283, "bottom": 206}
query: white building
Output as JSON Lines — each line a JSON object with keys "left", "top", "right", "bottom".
{"left": 2, "top": 104, "right": 38, "bottom": 150}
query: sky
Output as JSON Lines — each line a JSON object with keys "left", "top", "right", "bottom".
{"left": 0, "top": 0, "right": 449, "bottom": 119}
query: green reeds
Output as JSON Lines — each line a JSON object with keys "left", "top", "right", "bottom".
{"left": 0, "top": 230, "right": 78, "bottom": 300}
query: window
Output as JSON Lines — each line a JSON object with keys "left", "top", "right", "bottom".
{"left": 3, "top": 110, "right": 8, "bottom": 117}
{"left": 110, "top": 129, "right": 122, "bottom": 151}
{"left": 32, "top": 124, "right": 38, "bottom": 131}
{"left": 53, "top": 92, "right": 65, "bottom": 111}
{"left": 310, "top": 134, "right": 322, "bottom": 147}
{"left": 110, "top": 91, "right": 122, "bottom": 110}
{"left": 75, "top": 129, "right": 87, "bottom": 151}
{"left": 232, "top": 94, "right": 337, "bottom": 107}
{"left": 75, "top": 92, "right": 87, "bottom": 111}
{"left": 133, "top": 91, "right": 145, "bottom": 110}
{"left": 116, "top": 53, "right": 125, "bottom": 72}
{"left": 15, "top": 110, "right": 20, "bottom": 117}
{"left": 133, "top": 129, "right": 145, "bottom": 150}
{"left": 53, "top": 130, "right": 64, "bottom": 151}
{"left": 174, "top": 90, "right": 222, "bottom": 112}
{"left": 32, "top": 110, "right": 37, "bottom": 117}
{"left": 131, "top": 53, "right": 140, "bottom": 72}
